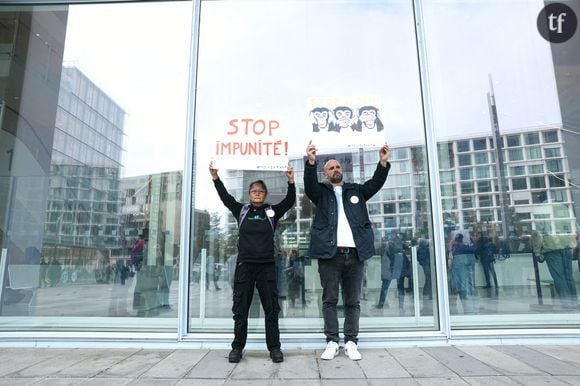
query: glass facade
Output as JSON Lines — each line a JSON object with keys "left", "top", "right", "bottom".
{"left": 423, "top": 0, "right": 580, "bottom": 329}
{"left": 0, "top": 2, "right": 190, "bottom": 331}
{"left": 0, "top": 0, "right": 579, "bottom": 343}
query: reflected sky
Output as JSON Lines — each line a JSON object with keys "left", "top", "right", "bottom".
{"left": 63, "top": 1, "right": 192, "bottom": 178}
{"left": 424, "top": 0, "right": 560, "bottom": 139}
{"left": 194, "top": 0, "right": 559, "bottom": 211}
{"left": 61, "top": 1, "right": 560, "bottom": 184}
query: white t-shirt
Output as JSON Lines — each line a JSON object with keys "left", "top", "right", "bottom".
{"left": 334, "top": 186, "right": 356, "bottom": 248}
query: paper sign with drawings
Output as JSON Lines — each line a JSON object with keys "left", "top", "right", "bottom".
{"left": 309, "top": 96, "right": 385, "bottom": 151}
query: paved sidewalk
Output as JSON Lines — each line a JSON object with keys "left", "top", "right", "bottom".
{"left": 1, "top": 345, "right": 580, "bottom": 385}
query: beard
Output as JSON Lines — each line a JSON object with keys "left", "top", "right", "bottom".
{"left": 328, "top": 172, "right": 343, "bottom": 184}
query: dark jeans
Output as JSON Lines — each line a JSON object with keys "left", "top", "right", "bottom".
{"left": 206, "top": 267, "right": 221, "bottom": 290}
{"left": 231, "top": 262, "right": 280, "bottom": 351}
{"left": 451, "top": 254, "right": 478, "bottom": 314}
{"left": 420, "top": 261, "right": 432, "bottom": 299}
{"left": 544, "top": 248, "right": 578, "bottom": 308}
{"left": 318, "top": 251, "right": 364, "bottom": 344}
{"left": 378, "top": 278, "right": 405, "bottom": 310}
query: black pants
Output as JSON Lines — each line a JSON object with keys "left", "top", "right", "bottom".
{"left": 231, "top": 262, "right": 280, "bottom": 351}
{"left": 318, "top": 251, "right": 364, "bottom": 344}
{"left": 481, "top": 258, "right": 498, "bottom": 288}
{"left": 420, "top": 261, "right": 432, "bottom": 298}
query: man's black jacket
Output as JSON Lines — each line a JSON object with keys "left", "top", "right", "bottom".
{"left": 303, "top": 160, "right": 390, "bottom": 261}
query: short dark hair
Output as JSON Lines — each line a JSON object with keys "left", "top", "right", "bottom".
{"left": 248, "top": 180, "right": 268, "bottom": 194}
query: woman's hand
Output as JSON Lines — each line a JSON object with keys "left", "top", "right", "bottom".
{"left": 286, "top": 165, "right": 295, "bottom": 184}
{"left": 209, "top": 161, "right": 219, "bottom": 180}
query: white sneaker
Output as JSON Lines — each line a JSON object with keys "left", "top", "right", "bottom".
{"left": 320, "top": 341, "right": 339, "bottom": 360}
{"left": 344, "top": 341, "right": 362, "bottom": 361}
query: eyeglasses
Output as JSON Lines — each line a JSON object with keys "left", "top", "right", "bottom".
{"left": 250, "top": 190, "right": 266, "bottom": 194}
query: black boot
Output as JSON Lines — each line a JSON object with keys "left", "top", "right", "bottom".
{"left": 228, "top": 348, "right": 243, "bottom": 363}
{"left": 270, "top": 348, "right": 284, "bottom": 363}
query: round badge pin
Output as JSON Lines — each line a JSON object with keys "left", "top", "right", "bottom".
{"left": 350, "top": 196, "right": 360, "bottom": 204}
{"left": 266, "top": 209, "right": 275, "bottom": 217}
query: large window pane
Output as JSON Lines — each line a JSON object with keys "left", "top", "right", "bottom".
{"left": 0, "top": 2, "right": 190, "bottom": 331}
{"left": 192, "top": 0, "right": 437, "bottom": 334}
{"left": 425, "top": 0, "right": 580, "bottom": 328}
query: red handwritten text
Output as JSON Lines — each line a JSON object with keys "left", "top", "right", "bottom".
{"left": 228, "top": 119, "right": 280, "bottom": 136}
{"left": 216, "top": 140, "right": 288, "bottom": 156}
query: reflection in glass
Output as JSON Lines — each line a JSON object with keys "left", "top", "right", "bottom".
{"left": 0, "top": 2, "right": 189, "bottom": 330}
{"left": 192, "top": 0, "right": 437, "bottom": 333}
{"left": 425, "top": 1, "right": 580, "bottom": 326}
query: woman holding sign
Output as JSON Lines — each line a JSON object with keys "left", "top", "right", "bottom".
{"left": 209, "top": 161, "right": 295, "bottom": 363}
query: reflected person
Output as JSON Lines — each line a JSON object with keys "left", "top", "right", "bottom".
{"left": 414, "top": 234, "right": 432, "bottom": 305}
{"left": 449, "top": 233, "right": 478, "bottom": 314}
{"left": 376, "top": 236, "right": 410, "bottom": 314}
{"left": 532, "top": 226, "right": 578, "bottom": 310}
{"left": 285, "top": 250, "right": 304, "bottom": 307}
{"left": 475, "top": 235, "right": 498, "bottom": 289}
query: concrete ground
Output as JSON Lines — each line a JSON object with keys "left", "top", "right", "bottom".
{"left": 1, "top": 344, "right": 580, "bottom": 385}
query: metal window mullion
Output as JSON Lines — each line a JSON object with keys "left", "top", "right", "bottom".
{"left": 178, "top": 0, "right": 201, "bottom": 341}
{"left": 412, "top": 0, "right": 451, "bottom": 339}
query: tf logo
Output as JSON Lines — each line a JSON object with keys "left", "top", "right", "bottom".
{"left": 537, "top": 3, "right": 577, "bottom": 43}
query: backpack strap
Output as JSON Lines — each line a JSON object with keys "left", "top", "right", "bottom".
{"left": 239, "top": 204, "right": 276, "bottom": 231}
{"left": 239, "top": 204, "right": 252, "bottom": 227}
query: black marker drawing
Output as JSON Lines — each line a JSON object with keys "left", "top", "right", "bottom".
{"left": 354, "top": 106, "right": 384, "bottom": 132}
{"left": 311, "top": 107, "right": 336, "bottom": 132}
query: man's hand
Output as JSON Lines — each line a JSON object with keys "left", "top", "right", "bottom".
{"left": 209, "top": 161, "right": 219, "bottom": 180}
{"left": 286, "top": 165, "right": 295, "bottom": 184}
{"left": 306, "top": 140, "right": 317, "bottom": 165}
{"left": 379, "top": 144, "right": 390, "bottom": 167}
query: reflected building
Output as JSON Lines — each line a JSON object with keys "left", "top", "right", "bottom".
{"left": 119, "top": 171, "right": 182, "bottom": 267}
{"left": 0, "top": 9, "right": 67, "bottom": 261}
{"left": 0, "top": 10, "right": 131, "bottom": 312}
{"left": 385, "top": 127, "right": 575, "bottom": 245}
{"left": 117, "top": 171, "right": 183, "bottom": 316}
{"left": 43, "top": 66, "right": 125, "bottom": 266}
{"left": 437, "top": 127, "right": 576, "bottom": 242}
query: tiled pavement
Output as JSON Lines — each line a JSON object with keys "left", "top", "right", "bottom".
{"left": 1, "top": 345, "right": 580, "bottom": 385}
